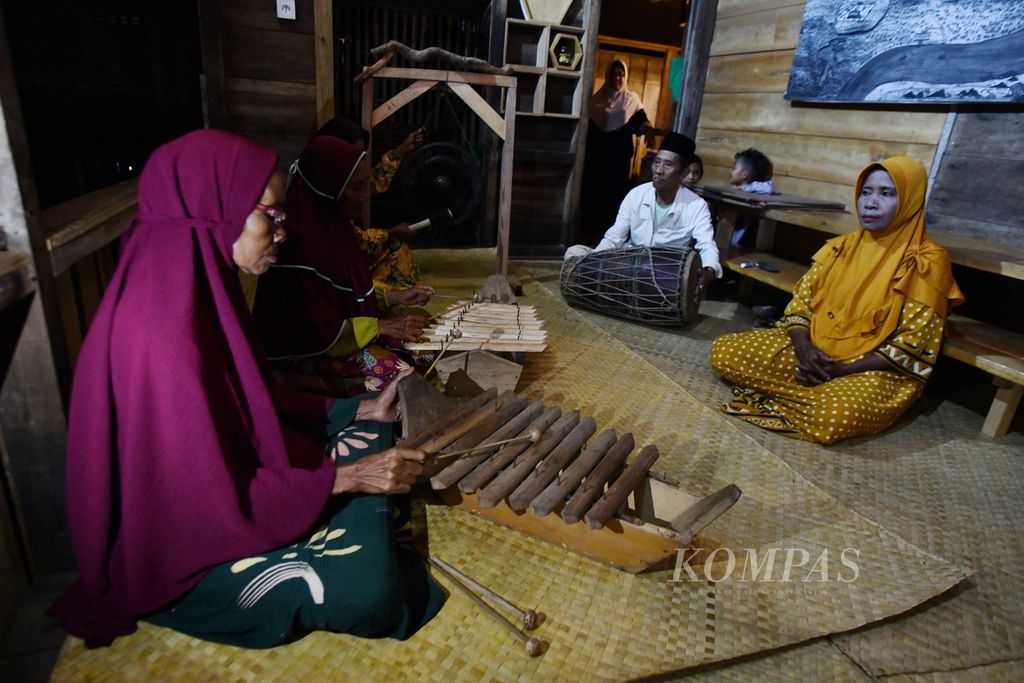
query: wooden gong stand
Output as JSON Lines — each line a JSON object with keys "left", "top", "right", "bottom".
{"left": 359, "top": 65, "right": 518, "bottom": 277}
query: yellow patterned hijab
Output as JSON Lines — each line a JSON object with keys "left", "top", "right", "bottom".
{"left": 808, "top": 156, "right": 964, "bottom": 360}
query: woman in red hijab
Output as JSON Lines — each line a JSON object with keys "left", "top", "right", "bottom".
{"left": 50, "top": 129, "right": 443, "bottom": 648}
{"left": 253, "top": 136, "right": 430, "bottom": 392}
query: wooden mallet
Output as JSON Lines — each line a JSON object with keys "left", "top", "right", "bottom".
{"left": 422, "top": 328, "right": 462, "bottom": 379}
{"left": 429, "top": 557, "right": 548, "bottom": 656}
{"left": 407, "top": 208, "right": 453, "bottom": 233}
{"left": 431, "top": 557, "right": 543, "bottom": 631}
{"left": 430, "top": 427, "right": 543, "bottom": 464}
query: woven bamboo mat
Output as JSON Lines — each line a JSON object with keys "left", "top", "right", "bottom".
{"left": 519, "top": 257, "right": 1024, "bottom": 679}
{"left": 881, "top": 660, "right": 1024, "bottom": 682}
{"left": 669, "top": 639, "right": 870, "bottom": 682}
{"left": 51, "top": 250, "right": 968, "bottom": 681}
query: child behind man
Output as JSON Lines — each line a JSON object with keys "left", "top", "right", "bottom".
{"left": 728, "top": 147, "right": 774, "bottom": 248}
{"left": 681, "top": 154, "right": 703, "bottom": 188}
{"left": 729, "top": 148, "right": 773, "bottom": 195}
{"left": 728, "top": 147, "right": 777, "bottom": 328}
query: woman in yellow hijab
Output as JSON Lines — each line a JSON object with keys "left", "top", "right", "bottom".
{"left": 710, "top": 156, "right": 963, "bottom": 444}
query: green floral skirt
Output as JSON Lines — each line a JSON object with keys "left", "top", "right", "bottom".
{"left": 147, "top": 396, "right": 445, "bottom": 648}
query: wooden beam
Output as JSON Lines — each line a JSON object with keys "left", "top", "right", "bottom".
{"left": 497, "top": 85, "right": 516, "bottom": 275}
{"left": 698, "top": 93, "right": 948, "bottom": 144}
{"left": 0, "top": 12, "right": 74, "bottom": 575}
{"left": 448, "top": 82, "right": 506, "bottom": 140}
{"left": 367, "top": 66, "right": 518, "bottom": 88}
{"left": 42, "top": 179, "right": 138, "bottom": 276}
{"left": 371, "top": 80, "right": 438, "bottom": 127}
{"left": 564, "top": 0, "right": 602, "bottom": 248}
{"left": 314, "top": 0, "right": 334, "bottom": 127}
{"left": 360, "top": 78, "right": 374, "bottom": 227}
{"left": 704, "top": 50, "right": 795, "bottom": 94}
{"left": 197, "top": 0, "right": 228, "bottom": 128}
{"left": 676, "top": 0, "right": 718, "bottom": 138}
{"left": 596, "top": 34, "right": 681, "bottom": 55}
{"left": 488, "top": 0, "right": 509, "bottom": 70}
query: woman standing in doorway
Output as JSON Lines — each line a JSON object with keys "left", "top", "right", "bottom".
{"left": 580, "top": 59, "right": 653, "bottom": 244}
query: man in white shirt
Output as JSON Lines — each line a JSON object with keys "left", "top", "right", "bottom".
{"left": 565, "top": 132, "right": 720, "bottom": 303}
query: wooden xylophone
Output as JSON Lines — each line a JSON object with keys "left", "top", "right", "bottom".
{"left": 398, "top": 375, "right": 742, "bottom": 573}
{"left": 404, "top": 301, "right": 548, "bottom": 353}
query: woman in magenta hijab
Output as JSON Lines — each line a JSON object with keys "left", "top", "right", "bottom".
{"left": 253, "top": 135, "right": 430, "bottom": 392}
{"left": 50, "top": 129, "right": 443, "bottom": 648}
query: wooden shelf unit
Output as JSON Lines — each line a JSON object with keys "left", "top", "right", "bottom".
{"left": 504, "top": 19, "right": 585, "bottom": 116}
{"left": 495, "top": 0, "right": 598, "bottom": 255}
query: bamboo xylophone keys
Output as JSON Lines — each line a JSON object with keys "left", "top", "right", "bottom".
{"left": 528, "top": 428, "right": 617, "bottom": 518}
{"left": 457, "top": 406, "right": 563, "bottom": 493}
{"left": 427, "top": 428, "right": 543, "bottom": 465}
{"left": 429, "top": 396, "right": 530, "bottom": 462}
{"left": 560, "top": 433, "right": 635, "bottom": 525}
{"left": 476, "top": 411, "right": 582, "bottom": 509}
{"left": 584, "top": 445, "right": 660, "bottom": 529}
{"left": 398, "top": 387, "right": 498, "bottom": 450}
{"left": 430, "top": 400, "right": 545, "bottom": 490}
{"left": 416, "top": 391, "right": 517, "bottom": 455}
{"left": 506, "top": 417, "right": 597, "bottom": 512}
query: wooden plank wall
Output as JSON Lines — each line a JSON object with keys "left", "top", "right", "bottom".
{"left": 929, "top": 113, "right": 1024, "bottom": 250}
{"left": 697, "top": 0, "right": 949, "bottom": 235}
{"left": 201, "top": 0, "right": 319, "bottom": 168}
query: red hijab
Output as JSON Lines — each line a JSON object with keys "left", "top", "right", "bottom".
{"left": 253, "top": 136, "right": 379, "bottom": 358}
{"left": 50, "top": 130, "right": 336, "bottom": 646}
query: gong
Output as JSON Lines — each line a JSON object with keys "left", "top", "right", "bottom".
{"left": 391, "top": 142, "right": 482, "bottom": 228}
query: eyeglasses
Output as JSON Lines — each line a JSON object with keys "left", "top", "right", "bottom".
{"left": 254, "top": 203, "right": 287, "bottom": 227}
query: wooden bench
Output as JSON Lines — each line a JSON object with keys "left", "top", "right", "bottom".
{"left": 721, "top": 251, "right": 1024, "bottom": 439}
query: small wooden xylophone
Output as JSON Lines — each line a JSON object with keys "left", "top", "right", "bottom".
{"left": 404, "top": 301, "right": 548, "bottom": 353}
{"left": 398, "top": 375, "right": 742, "bottom": 573}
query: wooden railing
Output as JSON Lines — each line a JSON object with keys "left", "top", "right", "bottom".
{"left": 38, "top": 179, "right": 137, "bottom": 371}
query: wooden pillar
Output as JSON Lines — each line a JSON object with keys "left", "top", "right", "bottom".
{"left": 675, "top": 0, "right": 718, "bottom": 138}
{"left": 314, "top": 0, "right": 334, "bottom": 128}
{"left": 482, "top": 0, "right": 509, "bottom": 250}
{"left": 0, "top": 13, "right": 74, "bottom": 579}
{"left": 566, "top": 0, "right": 602, "bottom": 246}
{"left": 197, "top": 0, "right": 228, "bottom": 128}
{"left": 497, "top": 85, "right": 516, "bottom": 275}
{"left": 360, "top": 78, "right": 374, "bottom": 227}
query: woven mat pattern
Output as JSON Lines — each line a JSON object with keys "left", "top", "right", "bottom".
{"left": 681, "top": 639, "right": 870, "bottom": 682}
{"left": 51, "top": 250, "right": 969, "bottom": 681}
{"left": 523, "top": 258, "right": 1024, "bottom": 678}
{"left": 882, "top": 660, "right": 1024, "bottom": 683}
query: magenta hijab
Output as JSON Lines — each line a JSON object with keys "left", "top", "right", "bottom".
{"left": 253, "top": 135, "right": 380, "bottom": 359}
{"left": 50, "top": 129, "right": 336, "bottom": 646}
